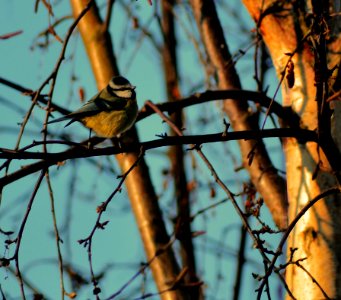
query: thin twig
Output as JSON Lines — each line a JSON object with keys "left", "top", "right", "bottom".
{"left": 45, "top": 171, "right": 68, "bottom": 299}
{"left": 294, "top": 261, "right": 331, "bottom": 299}
{"left": 106, "top": 236, "right": 177, "bottom": 300}
{"left": 256, "top": 186, "right": 341, "bottom": 299}
{"left": 232, "top": 224, "right": 247, "bottom": 300}
{"left": 78, "top": 147, "right": 145, "bottom": 297}
{"left": 260, "top": 30, "right": 311, "bottom": 130}
{"left": 10, "top": 170, "right": 46, "bottom": 300}
{"left": 0, "top": 77, "right": 300, "bottom": 129}
{"left": 0, "top": 77, "right": 71, "bottom": 116}
{"left": 15, "top": 0, "right": 95, "bottom": 150}
{"left": 103, "top": 0, "right": 115, "bottom": 32}
{"left": 144, "top": 100, "right": 273, "bottom": 272}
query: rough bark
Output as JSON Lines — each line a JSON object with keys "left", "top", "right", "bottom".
{"left": 190, "top": 0, "right": 288, "bottom": 229}
{"left": 242, "top": 1, "right": 341, "bottom": 298}
{"left": 70, "top": 1, "right": 189, "bottom": 298}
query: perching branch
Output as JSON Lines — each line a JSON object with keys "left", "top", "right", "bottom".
{"left": 0, "top": 128, "right": 317, "bottom": 188}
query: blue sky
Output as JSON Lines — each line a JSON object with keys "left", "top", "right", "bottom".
{"left": 0, "top": 1, "right": 284, "bottom": 299}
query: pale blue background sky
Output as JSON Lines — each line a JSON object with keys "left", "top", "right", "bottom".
{"left": 1, "top": 1, "right": 284, "bottom": 299}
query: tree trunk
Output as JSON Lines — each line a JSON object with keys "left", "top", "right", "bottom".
{"left": 70, "top": 1, "right": 189, "bottom": 298}
{"left": 190, "top": 0, "right": 288, "bottom": 229}
{"left": 161, "top": 0, "right": 201, "bottom": 298}
{"left": 243, "top": 1, "right": 341, "bottom": 298}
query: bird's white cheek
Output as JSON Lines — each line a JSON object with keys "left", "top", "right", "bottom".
{"left": 116, "top": 90, "right": 133, "bottom": 98}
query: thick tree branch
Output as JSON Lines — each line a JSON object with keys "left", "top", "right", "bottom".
{"left": 0, "top": 77, "right": 300, "bottom": 127}
{"left": 0, "top": 128, "right": 318, "bottom": 188}
{"left": 0, "top": 77, "right": 71, "bottom": 116}
{"left": 138, "top": 89, "right": 300, "bottom": 127}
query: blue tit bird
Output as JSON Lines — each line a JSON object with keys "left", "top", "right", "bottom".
{"left": 47, "top": 76, "right": 138, "bottom": 138}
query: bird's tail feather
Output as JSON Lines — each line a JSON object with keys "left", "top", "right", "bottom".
{"left": 46, "top": 116, "right": 67, "bottom": 124}
{"left": 64, "top": 119, "right": 77, "bottom": 127}
{"left": 46, "top": 116, "right": 74, "bottom": 126}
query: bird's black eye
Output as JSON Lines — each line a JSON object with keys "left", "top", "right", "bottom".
{"left": 112, "top": 76, "right": 130, "bottom": 86}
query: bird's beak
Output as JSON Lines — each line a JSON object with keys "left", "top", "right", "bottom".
{"left": 131, "top": 85, "right": 136, "bottom": 90}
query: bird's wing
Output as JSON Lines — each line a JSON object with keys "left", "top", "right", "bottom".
{"left": 86, "top": 96, "right": 127, "bottom": 110}
{"left": 46, "top": 94, "right": 128, "bottom": 126}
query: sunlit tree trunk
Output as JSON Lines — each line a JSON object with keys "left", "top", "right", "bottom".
{"left": 70, "top": 1, "right": 189, "bottom": 298}
{"left": 243, "top": 0, "right": 341, "bottom": 298}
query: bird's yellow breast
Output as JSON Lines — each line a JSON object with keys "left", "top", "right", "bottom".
{"left": 81, "top": 99, "right": 137, "bottom": 138}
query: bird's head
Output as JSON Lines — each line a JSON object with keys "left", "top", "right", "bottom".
{"left": 107, "top": 76, "right": 136, "bottom": 99}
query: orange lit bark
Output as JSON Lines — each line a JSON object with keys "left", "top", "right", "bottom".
{"left": 243, "top": 1, "right": 341, "bottom": 298}
{"left": 70, "top": 1, "right": 190, "bottom": 298}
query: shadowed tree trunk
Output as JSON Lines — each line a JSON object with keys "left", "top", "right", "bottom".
{"left": 160, "top": 0, "right": 202, "bottom": 298}
{"left": 190, "top": 0, "right": 288, "bottom": 230}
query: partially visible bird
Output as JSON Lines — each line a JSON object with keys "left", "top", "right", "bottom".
{"left": 47, "top": 76, "right": 138, "bottom": 138}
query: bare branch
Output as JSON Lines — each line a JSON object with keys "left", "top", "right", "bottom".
{"left": 190, "top": 0, "right": 288, "bottom": 229}
{"left": 256, "top": 186, "right": 341, "bottom": 299}
{"left": 0, "top": 128, "right": 317, "bottom": 189}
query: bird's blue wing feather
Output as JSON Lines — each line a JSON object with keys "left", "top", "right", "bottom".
{"left": 47, "top": 90, "right": 128, "bottom": 126}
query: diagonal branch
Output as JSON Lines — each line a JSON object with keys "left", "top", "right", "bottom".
{"left": 189, "top": 0, "right": 288, "bottom": 229}
{"left": 256, "top": 186, "right": 341, "bottom": 299}
{"left": 138, "top": 89, "right": 300, "bottom": 127}
{"left": 0, "top": 76, "right": 300, "bottom": 127}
